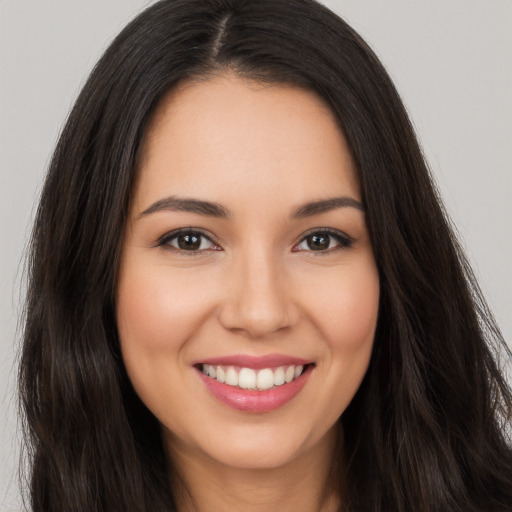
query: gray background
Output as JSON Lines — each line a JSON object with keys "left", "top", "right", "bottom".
{"left": 1, "top": 1, "right": 511, "bottom": 509}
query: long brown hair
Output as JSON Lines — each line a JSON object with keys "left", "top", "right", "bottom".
{"left": 19, "top": 1, "right": 512, "bottom": 510}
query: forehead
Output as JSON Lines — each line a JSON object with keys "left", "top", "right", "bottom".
{"left": 133, "top": 73, "right": 360, "bottom": 212}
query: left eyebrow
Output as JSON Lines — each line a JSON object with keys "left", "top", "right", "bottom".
{"left": 291, "top": 196, "right": 364, "bottom": 219}
{"left": 138, "top": 196, "right": 230, "bottom": 219}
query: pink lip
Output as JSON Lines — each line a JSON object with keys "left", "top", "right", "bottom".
{"left": 193, "top": 353, "right": 311, "bottom": 370}
{"left": 196, "top": 364, "right": 314, "bottom": 414}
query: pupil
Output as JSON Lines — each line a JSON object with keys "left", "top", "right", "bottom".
{"left": 178, "top": 234, "right": 200, "bottom": 250}
{"left": 308, "top": 234, "right": 329, "bottom": 250}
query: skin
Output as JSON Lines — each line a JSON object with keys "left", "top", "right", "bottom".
{"left": 116, "top": 73, "right": 380, "bottom": 512}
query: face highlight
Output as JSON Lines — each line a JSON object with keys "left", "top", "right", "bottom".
{"left": 116, "top": 74, "right": 379, "bottom": 472}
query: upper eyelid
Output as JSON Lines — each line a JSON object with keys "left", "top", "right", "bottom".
{"left": 294, "top": 227, "right": 353, "bottom": 245}
{"left": 157, "top": 227, "right": 216, "bottom": 245}
{"left": 297, "top": 227, "right": 350, "bottom": 238}
{"left": 158, "top": 227, "right": 215, "bottom": 242}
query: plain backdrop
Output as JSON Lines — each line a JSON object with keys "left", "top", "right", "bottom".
{"left": 1, "top": 1, "right": 511, "bottom": 509}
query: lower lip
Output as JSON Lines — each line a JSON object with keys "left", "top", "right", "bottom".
{"left": 197, "top": 365, "right": 313, "bottom": 413}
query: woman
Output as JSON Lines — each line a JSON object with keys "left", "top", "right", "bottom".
{"left": 19, "top": 0, "right": 512, "bottom": 510}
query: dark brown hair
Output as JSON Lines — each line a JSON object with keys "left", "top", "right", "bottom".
{"left": 19, "top": 0, "right": 512, "bottom": 510}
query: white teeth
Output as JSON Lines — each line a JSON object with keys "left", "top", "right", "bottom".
{"left": 256, "top": 368, "right": 274, "bottom": 390}
{"left": 201, "top": 363, "right": 308, "bottom": 389}
{"left": 216, "top": 366, "right": 225, "bottom": 383}
{"left": 239, "top": 368, "right": 257, "bottom": 389}
{"left": 274, "top": 367, "right": 285, "bottom": 386}
{"left": 225, "top": 367, "right": 239, "bottom": 386}
{"left": 285, "top": 366, "right": 295, "bottom": 383}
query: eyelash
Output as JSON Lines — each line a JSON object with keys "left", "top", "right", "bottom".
{"left": 156, "top": 227, "right": 354, "bottom": 256}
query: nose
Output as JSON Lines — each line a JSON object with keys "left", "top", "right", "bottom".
{"left": 218, "top": 248, "right": 298, "bottom": 339}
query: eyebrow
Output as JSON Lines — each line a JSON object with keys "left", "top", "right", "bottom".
{"left": 138, "top": 196, "right": 230, "bottom": 218}
{"left": 291, "top": 196, "right": 364, "bottom": 218}
{"left": 138, "top": 195, "right": 364, "bottom": 219}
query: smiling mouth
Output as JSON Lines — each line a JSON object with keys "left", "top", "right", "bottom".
{"left": 196, "top": 363, "right": 314, "bottom": 391}
{"left": 195, "top": 359, "right": 315, "bottom": 413}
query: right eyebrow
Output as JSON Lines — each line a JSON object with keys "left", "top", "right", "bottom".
{"left": 290, "top": 196, "right": 364, "bottom": 219}
{"left": 137, "top": 195, "right": 230, "bottom": 219}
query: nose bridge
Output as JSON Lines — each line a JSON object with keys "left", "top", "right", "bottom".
{"left": 219, "top": 243, "right": 295, "bottom": 338}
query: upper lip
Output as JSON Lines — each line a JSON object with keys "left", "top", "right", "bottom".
{"left": 193, "top": 353, "right": 313, "bottom": 370}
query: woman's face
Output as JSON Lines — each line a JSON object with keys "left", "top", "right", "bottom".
{"left": 116, "top": 74, "right": 379, "bottom": 471}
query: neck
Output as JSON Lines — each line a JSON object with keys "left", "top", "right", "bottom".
{"left": 167, "top": 426, "right": 342, "bottom": 512}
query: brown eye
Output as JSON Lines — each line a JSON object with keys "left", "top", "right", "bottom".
{"left": 176, "top": 233, "right": 202, "bottom": 250}
{"left": 159, "top": 230, "right": 217, "bottom": 252}
{"left": 295, "top": 230, "right": 353, "bottom": 253}
{"left": 306, "top": 234, "right": 331, "bottom": 251}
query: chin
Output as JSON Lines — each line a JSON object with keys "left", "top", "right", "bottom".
{"left": 185, "top": 421, "right": 334, "bottom": 472}
{"left": 207, "top": 442, "right": 304, "bottom": 471}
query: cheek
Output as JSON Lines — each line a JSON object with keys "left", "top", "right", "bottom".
{"left": 305, "top": 261, "right": 379, "bottom": 421}
{"left": 303, "top": 260, "right": 380, "bottom": 353}
{"left": 333, "top": 278, "right": 379, "bottom": 350}
{"left": 116, "top": 263, "right": 211, "bottom": 350}
{"left": 115, "top": 260, "right": 216, "bottom": 402}
{"left": 115, "top": 260, "right": 220, "bottom": 430}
